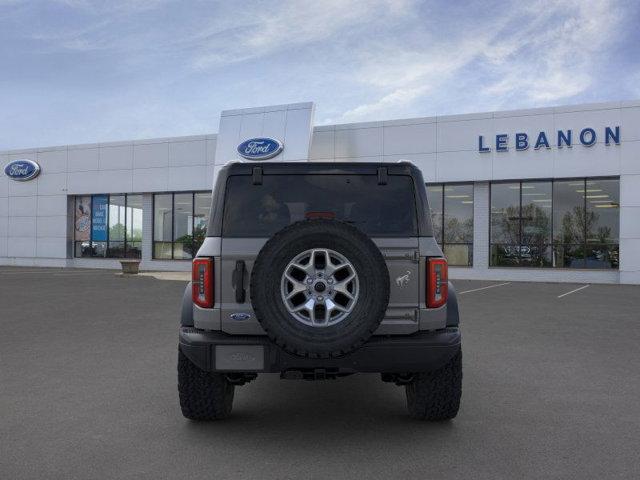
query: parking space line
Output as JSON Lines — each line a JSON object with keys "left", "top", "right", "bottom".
{"left": 557, "top": 284, "right": 590, "bottom": 298}
{"left": 458, "top": 282, "right": 511, "bottom": 295}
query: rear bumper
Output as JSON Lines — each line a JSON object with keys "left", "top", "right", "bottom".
{"left": 179, "top": 327, "right": 461, "bottom": 374}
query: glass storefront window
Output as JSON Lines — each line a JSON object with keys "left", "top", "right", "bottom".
{"left": 173, "top": 193, "right": 193, "bottom": 260}
{"left": 520, "top": 181, "right": 552, "bottom": 267}
{"left": 427, "top": 183, "right": 473, "bottom": 266}
{"left": 152, "top": 191, "right": 212, "bottom": 259}
{"left": 553, "top": 180, "right": 586, "bottom": 268}
{"left": 74, "top": 196, "right": 92, "bottom": 257}
{"left": 153, "top": 194, "right": 172, "bottom": 259}
{"left": 490, "top": 182, "right": 520, "bottom": 267}
{"left": 491, "top": 178, "right": 619, "bottom": 269}
{"left": 585, "top": 178, "right": 619, "bottom": 269}
{"left": 108, "top": 195, "right": 126, "bottom": 258}
{"left": 426, "top": 185, "right": 443, "bottom": 243}
{"left": 73, "top": 193, "right": 143, "bottom": 259}
{"left": 193, "top": 193, "right": 210, "bottom": 254}
{"left": 126, "top": 195, "right": 143, "bottom": 258}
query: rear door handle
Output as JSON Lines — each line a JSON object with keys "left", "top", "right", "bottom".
{"left": 232, "top": 260, "right": 246, "bottom": 303}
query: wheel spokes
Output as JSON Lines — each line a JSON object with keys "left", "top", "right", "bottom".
{"left": 281, "top": 248, "right": 358, "bottom": 327}
{"left": 333, "top": 273, "right": 356, "bottom": 300}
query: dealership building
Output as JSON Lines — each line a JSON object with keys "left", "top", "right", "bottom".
{"left": 1, "top": 100, "right": 639, "bottom": 284}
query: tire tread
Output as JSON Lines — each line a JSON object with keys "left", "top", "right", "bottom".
{"left": 406, "top": 349, "right": 462, "bottom": 421}
{"left": 178, "top": 349, "right": 234, "bottom": 420}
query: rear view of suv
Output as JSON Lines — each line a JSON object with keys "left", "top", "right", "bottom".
{"left": 178, "top": 162, "right": 462, "bottom": 420}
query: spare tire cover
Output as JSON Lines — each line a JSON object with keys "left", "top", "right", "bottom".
{"left": 250, "top": 219, "right": 389, "bottom": 358}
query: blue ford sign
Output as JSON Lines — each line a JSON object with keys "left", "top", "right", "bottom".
{"left": 478, "top": 126, "right": 620, "bottom": 152}
{"left": 4, "top": 159, "right": 41, "bottom": 181}
{"left": 237, "top": 137, "right": 283, "bottom": 160}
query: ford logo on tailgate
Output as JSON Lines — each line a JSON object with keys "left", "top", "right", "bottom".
{"left": 4, "top": 159, "right": 41, "bottom": 181}
{"left": 237, "top": 137, "right": 283, "bottom": 160}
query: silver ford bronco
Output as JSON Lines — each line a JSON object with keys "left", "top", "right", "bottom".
{"left": 178, "top": 161, "right": 462, "bottom": 420}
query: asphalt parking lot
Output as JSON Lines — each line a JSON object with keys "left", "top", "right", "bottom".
{"left": 1, "top": 268, "right": 639, "bottom": 480}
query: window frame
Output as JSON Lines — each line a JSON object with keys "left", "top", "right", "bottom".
{"left": 152, "top": 191, "right": 212, "bottom": 260}
{"left": 489, "top": 176, "right": 620, "bottom": 269}
{"left": 426, "top": 182, "right": 474, "bottom": 267}
{"left": 221, "top": 173, "right": 420, "bottom": 238}
{"left": 73, "top": 193, "right": 143, "bottom": 259}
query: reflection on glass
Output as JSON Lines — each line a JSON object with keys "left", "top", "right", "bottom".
{"left": 173, "top": 193, "right": 193, "bottom": 259}
{"left": 153, "top": 194, "right": 172, "bottom": 260}
{"left": 444, "top": 184, "right": 473, "bottom": 243}
{"left": 553, "top": 180, "right": 585, "bottom": 246}
{"left": 73, "top": 193, "right": 143, "bottom": 259}
{"left": 491, "top": 178, "right": 620, "bottom": 269}
{"left": 154, "top": 242, "right": 173, "bottom": 260}
{"left": 490, "top": 244, "right": 520, "bottom": 267}
{"left": 444, "top": 244, "right": 473, "bottom": 267}
{"left": 74, "top": 196, "right": 92, "bottom": 257}
{"left": 427, "top": 185, "right": 443, "bottom": 243}
{"left": 154, "top": 194, "right": 172, "bottom": 242}
{"left": 585, "top": 244, "right": 619, "bottom": 269}
{"left": 126, "top": 195, "right": 143, "bottom": 258}
{"left": 586, "top": 179, "right": 619, "bottom": 244}
{"left": 427, "top": 183, "right": 474, "bottom": 266}
{"left": 491, "top": 183, "right": 519, "bottom": 245}
{"left": 193, "top": 192, "right": 211, "bottom": 254}
{"left": 553, "top": 244, "right": 585, "bottom": 268}
{"left": 108, "top": 195, "right": 126, "bottom": 258}
{"left": 520, "top": 181, "right": 552, "bottom": 267}
{"left": 152, "top": 191, "right": 211, "bottom": 260}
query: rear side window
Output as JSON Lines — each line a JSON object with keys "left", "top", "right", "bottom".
{"left": 222, "top": 174, "right": 418, "bottom": 237}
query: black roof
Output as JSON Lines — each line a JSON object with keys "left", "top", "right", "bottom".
{"left": 208, "top": 161, "right": 433, "bottom": 237}
{"left": 219, "top": 161, "right": 423, "bottom": 177}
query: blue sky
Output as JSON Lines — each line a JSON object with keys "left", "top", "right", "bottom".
{"left": 1, "top": 0, "right": 639, "bottom": 150}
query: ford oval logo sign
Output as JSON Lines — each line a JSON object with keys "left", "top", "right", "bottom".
{"left": 4, "top": 159, "right": 41, "bottom": 182}
{"left": 237, "top": 137, "right": 283, "bottom": 160}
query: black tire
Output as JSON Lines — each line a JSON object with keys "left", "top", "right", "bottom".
{"left": 250, "top": 219, "right": 389, "bottom": 358}
{"left": 405, "top": 349, "right": 462, "bottom": 420}
{"left": 178, "top": 349, "right": 234, "bottom": 420}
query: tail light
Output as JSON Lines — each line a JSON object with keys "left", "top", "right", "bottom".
{"left": 427, "top": 258, "right": 448, "bottom": 308}
{"left": 192, "top": 258, "right": 214, "bottom": 308}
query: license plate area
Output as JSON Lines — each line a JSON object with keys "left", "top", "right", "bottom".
{"left": 215, "top": 345, "right": 264, "bottom": 371}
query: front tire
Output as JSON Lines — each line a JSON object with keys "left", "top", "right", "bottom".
{"left": 178, "top": 349, "right": 234, "bottom": 420}
{"left": 405, "top": 349, "right": 462, "bottom": 420}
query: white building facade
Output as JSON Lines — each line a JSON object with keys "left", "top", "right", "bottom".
{"left": 1, "top": 100, "right": 639, "bottom": 284}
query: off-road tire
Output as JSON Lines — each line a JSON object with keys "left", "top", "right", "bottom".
{"left": 178, "top": 349, "right": 234, "bottom": 420}
{"left": 405, "top": 348, "right": 462, "bottom": 420}
{"left": 250, "top": 219, "right": 390, "bottom": 359}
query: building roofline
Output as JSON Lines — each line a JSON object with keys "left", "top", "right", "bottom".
{"left": 2, "top": 98, "right": 638, "bottom": 154}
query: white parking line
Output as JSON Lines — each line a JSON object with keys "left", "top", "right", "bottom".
{"left": 458, "top": 282, "right": 511, "bottom": 295}
{"left": 557, "top": 284, "right": 590, "bottom": 298}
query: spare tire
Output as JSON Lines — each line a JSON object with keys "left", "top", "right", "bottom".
{"left": 250, "top": 219, "right": 389, "bottom": 358}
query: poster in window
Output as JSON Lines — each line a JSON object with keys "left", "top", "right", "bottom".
{"left": 74, "top": 196, "right": 91, "bottom": 241}
{"left": 91, "top": 195, "right": 108, "bottom": 242}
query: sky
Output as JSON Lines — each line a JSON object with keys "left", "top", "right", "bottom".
{"left": 1, "top": 0, "right": 639, "bottom": 150}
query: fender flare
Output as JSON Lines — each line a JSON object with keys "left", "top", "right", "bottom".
{"left": 446, "top": 281, "right": 460, "bottom": 327}
{"left": 180, "top": 281, "right": 194, "bottom": 327}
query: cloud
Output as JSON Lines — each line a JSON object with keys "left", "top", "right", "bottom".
{"left": 481, "top": 0, "right": 622, "bottom": 104}
{"left": 190, "top": 0, "right": 414, "bottom": 69}
{"left": 0, "top": 0, "right": 635, "bottom": 149}
{"left": 335, "top": 0, "right": 626, "bottom": 122}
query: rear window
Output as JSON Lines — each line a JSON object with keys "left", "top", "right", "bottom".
{"left": 222, "top": 174, "right": 418, "bottom": 237}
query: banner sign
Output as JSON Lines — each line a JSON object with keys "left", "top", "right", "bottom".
{"left": 74, "top": 196, "right": 91, "bottom": 241}
{"left": 91, "top": 195, "right": 108, "bottom": 242}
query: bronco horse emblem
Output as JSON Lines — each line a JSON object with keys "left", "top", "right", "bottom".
{"left": 395, "top": 270, "right": 411, "bottom": 287}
